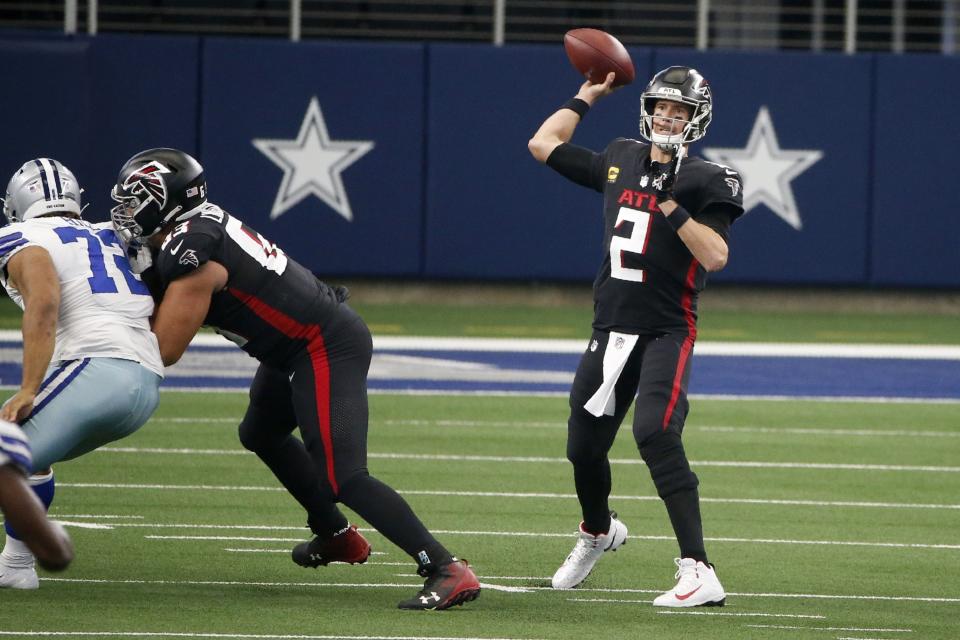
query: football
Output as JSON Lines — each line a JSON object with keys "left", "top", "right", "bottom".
{"left": 563, "top": 28, "right": 635, "bottom": 87}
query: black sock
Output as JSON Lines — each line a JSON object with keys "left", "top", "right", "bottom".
{"left": 663, "top": 488, "right": 708, "bottom": 564}
{"left": 338, "top": 473, "right": 453, "bottom": 570}
{"left": 573, "top": 460, "right": 613, "bottom": 533}
{"left": 250, "top": 435, "right": 349, "bottom": 534}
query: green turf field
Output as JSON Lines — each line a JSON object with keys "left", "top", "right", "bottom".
{"left": 1, "top": 285, "right": 958, "bottom": 639}
{"left": 3, "top": 393, "right": 958, "bottom": 639}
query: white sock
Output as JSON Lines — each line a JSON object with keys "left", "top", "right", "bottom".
{"left": 1, "top": 536, "right": 35, "bottom": 568}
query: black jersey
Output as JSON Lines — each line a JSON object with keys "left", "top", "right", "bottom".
{"left": 153, "top": 204, "right": 344, "bottom": 368}
{"left": 548, "top": 138, "right": 744, "bottom": 335}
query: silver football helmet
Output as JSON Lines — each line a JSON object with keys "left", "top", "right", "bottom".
{"left": 639, "top": 66, "right": 713, "bottom": 152}
{"left": 2, "top": 158, "right": 83, "bottom": 224}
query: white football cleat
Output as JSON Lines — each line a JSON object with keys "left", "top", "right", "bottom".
{"left": 551, "top": 514, "right": 628, "bottom": 589}
{"left": 0, "top": 560, "right": 39, "bottom": 590}
{"left": 652, "top": 557, "right": 725, "bottom": 607}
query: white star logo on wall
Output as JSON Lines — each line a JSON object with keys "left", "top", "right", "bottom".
{"left": 253, "top": 97, "right": 375, "bottom": 221}
{"left": 703, "top": 106, "right": 822, "bottom": 230}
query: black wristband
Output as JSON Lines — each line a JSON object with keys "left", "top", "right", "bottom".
{"left": 561, "top": 98, "right": 590, "bottom": 119}
{"left": 665, "top": 205, "right": 691, "bottom": 232}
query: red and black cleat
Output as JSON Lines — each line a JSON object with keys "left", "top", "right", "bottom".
{"left": 292, "top": 525, "right": 371, "bottom": 567}
{"left": 397, "top": 559, "right": 481, "bottom": 611}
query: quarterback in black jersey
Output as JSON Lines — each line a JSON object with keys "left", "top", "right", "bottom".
{"left": 528, "top": 66, "right": 743, "bottom": 606}
{"left": 110, "top": 148, "right": 480, "bottom": 611}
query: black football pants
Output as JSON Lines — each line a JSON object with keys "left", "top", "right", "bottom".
{"left": 565, "top": 329, "right": 706, "bottom": 561}
{"left": 237, "top": 304, "right": 451, "bottom": 568}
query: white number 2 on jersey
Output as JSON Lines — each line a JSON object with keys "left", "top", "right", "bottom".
{"left": 609, "top": 207, "right": 652, "bottom": 282}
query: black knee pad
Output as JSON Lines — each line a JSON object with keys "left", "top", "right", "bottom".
{"left": 639, "top": 431, "right": 699, "bottom": 498}
{"left": 334, "top": 469, "right": 371, "bottom": 501}
{"left": 237, "top": 409, "right": 282, "bottom": 453}
{"left": 565, "top": 409, "right": 623, "bottom": 468}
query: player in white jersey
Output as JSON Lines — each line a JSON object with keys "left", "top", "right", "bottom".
{"left": 0, "top": 158, "right": 163, "bottom": 589}
{"left": 0, "top": 419, "right": 73, "bottom": 572}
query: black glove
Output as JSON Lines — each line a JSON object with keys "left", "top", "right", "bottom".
{"left": 333, "top": 285, "right": 350, "bottom": 303}
{"left": 652, "top": 145, "right": 685, "bottom": 202}
{"left": 652, "top": 167, "right": 676, "bottom": 201}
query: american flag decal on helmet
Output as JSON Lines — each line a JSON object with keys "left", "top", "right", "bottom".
{"left": 123, "top": 161, "right": 169, "bottom": 208}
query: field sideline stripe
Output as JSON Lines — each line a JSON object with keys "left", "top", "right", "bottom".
{"left": 139, "top": 532, "right": 960, "bottom": 551}
{"left": 147, "top": 418, "right": 960, "bottom": 439}
{"left": 128, "top": 387, "right": 960, "bottom": 403}
{"left": 36, "top": 577, "right": 960, "bottom": 603}
{"left": 57, "top": 483, "right": 960, "bottom": 510}
{"left": 4, "top": 330, "right": 953, "bottom": 358}
{"left": 147, "top": 417, "right": 960, "bottom": 438}
{"left": 95, "top": 447, "right": 960, "bottom": 473}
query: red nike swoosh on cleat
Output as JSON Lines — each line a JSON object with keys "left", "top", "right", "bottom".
{"left": 675, "top": 585, "right": 702, "bottom": 601}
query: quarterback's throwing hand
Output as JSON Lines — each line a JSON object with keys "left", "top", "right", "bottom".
{"left": 577, "top": 72, "right": 617, "bottom": 103}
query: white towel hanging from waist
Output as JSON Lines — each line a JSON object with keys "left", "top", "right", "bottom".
{"left": 583, "top": 331, "right": 639, "bottom": 418}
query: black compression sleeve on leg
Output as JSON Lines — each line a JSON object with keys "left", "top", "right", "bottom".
{"left": 664, "top": 488, "right": 707, "bottom": 564}
{"left": 639, "top": 431, "right": 699, "bottom": 498}
{"left": 238, "top": 413, "right": 348, "bottom": 535}
{"left": 640, "top": 432, "right": 706, "bottom": 563}
{"left": 338, "top": 472, "right": 453, "bottom": 570}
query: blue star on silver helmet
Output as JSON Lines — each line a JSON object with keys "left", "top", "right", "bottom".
{"left": 2, "top": 158, "right": 82, "bottom": 224}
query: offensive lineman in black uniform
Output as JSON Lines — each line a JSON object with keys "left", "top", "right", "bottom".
{"left": 109, "top": 148, "right": 480, "bottom": 611}
{"left": 528, "top": 67, "right": 743, "bottom": 606}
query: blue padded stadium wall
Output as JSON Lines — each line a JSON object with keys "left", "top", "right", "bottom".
{"left": 0, "top": 32, "right": 956, "bottom": 287}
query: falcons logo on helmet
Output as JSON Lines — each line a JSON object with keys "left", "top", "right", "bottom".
{"left": 122, "top": 161, "right": 170, "bottom": 208}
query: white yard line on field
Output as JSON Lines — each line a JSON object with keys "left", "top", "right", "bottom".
{"left": 697, "top": 426, "right": 960, "bottom": 438}
{"left": 48, "top": 331, "right": 941, "bottom": 360}
{"left": 6, "top": 382, "right": 956, "bottom": 402}
{"left": 60, "top": 482, "right": 286, "bottom": 492}
{"left": 95, "top": 447, "right": 960, "bottom": 473}
{"left": 137, "top": 530, "right": 960, "bottom": 551}
{"left": 35, "top": 577, "right": 960, "bottom": 604}
{"left": 149, "top": 418, "right": 240, "bottom": 423}
{"left": 394, "top": 491, "right": 960, "bottom": 510}
{"left": 654, "top": 610, "right": 827, "bottom": 619}
{"left": 746, "top": 625, "right": 912, "bottom": 632}
{"left": 56, "top": 483, "right": 960, "bottom": 511}
{"left": 38, "top": 577, "right": 526, "bottom": 596}
{"left": 48, "top": 514, "right": 145, "bottom": 519}
{"left": 380, "top": 419, "right": 563, "bottom": 429}
{"left": 0, "top": 632, "right": 540, "bottom": 640}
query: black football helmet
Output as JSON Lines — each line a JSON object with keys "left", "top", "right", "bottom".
{"left": 110, "top": 148, "right": 207, "bottom": 244}
{"left": 639, "top": 66, "right": 713, "bottom": 151}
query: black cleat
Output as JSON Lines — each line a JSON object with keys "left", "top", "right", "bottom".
{"left": 292, "top": 525, "right": 371, "bottom": 567}
{"left": 397, "top": 559, "right": 481, "bottom": 611}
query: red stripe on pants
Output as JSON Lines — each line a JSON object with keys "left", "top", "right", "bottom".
{"left": 227, "top": 287, "right": 338, "bottom": 493}
{"left": 661, "top": 260, "right": 700, "bottom": 430}
{"left": 307, "top": 333, "right": 338, "bottom": 494}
